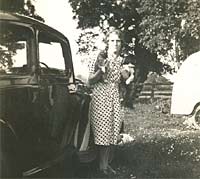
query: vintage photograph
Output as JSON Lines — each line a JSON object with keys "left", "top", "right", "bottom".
{"left": 0, "top": 0, "right": 200, "bottom": 178}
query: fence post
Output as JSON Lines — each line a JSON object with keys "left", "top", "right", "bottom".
{"left": 151, "top": 82, "right": 155, "bottom": 99}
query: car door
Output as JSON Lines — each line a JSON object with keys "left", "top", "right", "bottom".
{"left": 31, "top": 29, "right": 77, "bottom": 161}
{"left": 23, "top": 28, "right": 92, "bottom": 177}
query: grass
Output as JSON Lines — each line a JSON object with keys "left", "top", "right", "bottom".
{"left": 113, "top": 99, "right": 200, "bottom": 178}
{"left": 123, "top": 99, "right": 184, "bottom": 141}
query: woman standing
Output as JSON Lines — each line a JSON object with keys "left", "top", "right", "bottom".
{"left": 88, "top": 28, "right": 124, "bottom": 176}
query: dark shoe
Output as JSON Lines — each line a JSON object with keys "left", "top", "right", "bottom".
{"left": 107, "top": 165, "right": 117, "bottom": 175}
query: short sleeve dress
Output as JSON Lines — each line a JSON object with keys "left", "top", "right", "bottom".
{"left": 89, "top": 52, "right": 123, "bottom": 146}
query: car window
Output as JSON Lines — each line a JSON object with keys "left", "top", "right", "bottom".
{"left": 38, "top": 31, "right": 65, "bottom": 72}
{"left": 0, "top": 23, "right": 31, "bottom": 74}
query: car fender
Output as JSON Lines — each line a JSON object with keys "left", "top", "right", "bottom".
{"left": 0, "top": 118, "right": 21, "bottom": 177}
{"left": 171, "top": 51, "right": 200, "bottom": 115}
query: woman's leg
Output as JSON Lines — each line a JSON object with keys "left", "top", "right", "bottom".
{"left": 98, "top": 145, "right": 110, "bottom": 170}
{"left": 108, "top": 145, "right": 117, "bottom": 174}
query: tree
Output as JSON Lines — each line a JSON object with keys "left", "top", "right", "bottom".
{"left": 69, "top": 0, "right": 171, "bottom": 98}
{"left": 69, "top": 0, "right": 200, "bottom": 70}
{"left": 137, "top": 0, "right": 200, "bottom": 64}
{"left": 69, "top": 0, "right": 154, "bottom": 79}
{"left": 0, "top": 0, "right": 44, "bottom": 21}
{"left": 178, "top": 0, "right": 200, "bottom": 60}
{"left": 69, "top": 0, "right": 200, "bottom": 102}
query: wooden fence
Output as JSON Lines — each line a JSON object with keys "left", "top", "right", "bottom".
{"left": 138, "top": 82, "right": 174, "bottom": 99}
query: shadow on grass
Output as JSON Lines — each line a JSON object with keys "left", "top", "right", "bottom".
{"left": 114, "top": 135, "right": 200, "bottom": 178}
{"left": 76, "top": 133, "right": 200, "bottom": 178}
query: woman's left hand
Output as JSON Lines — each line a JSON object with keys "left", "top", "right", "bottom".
{"left": 121, "top": 68, "right": 130, "bottom": 80}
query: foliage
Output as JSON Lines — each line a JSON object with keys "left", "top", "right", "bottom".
{"left": 0, "top": 40, "right": 25, "bottom": 70}
{"left": 137, "top": 0, "right": 180, "bottom": 56}
{"left": 137, "top": 0, "right": 200, "bottom": 62}
{"left": 178, "top": 0, "right": 200, "bottom": 60}
{"left": 76, "top": 29, "right": 99, "bottom": 55}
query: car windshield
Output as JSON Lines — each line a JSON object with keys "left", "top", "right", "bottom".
{"left": 0, "top": 23, "right": 31, "bottom": 74}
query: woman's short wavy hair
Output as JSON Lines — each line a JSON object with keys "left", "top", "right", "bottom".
{"left": 103, "top": 27, "right": 124, "bottom": 51}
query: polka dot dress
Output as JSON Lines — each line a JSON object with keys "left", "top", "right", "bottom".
{"left": 89, "top": 55, "right": 123, "bottom": 146}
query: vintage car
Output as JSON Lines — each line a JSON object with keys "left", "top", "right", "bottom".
{"left": 0, "top": 11, "right": 93, "bottom": 178}
{"left": 171, "top": 51, "right": 200, "bottom": 127}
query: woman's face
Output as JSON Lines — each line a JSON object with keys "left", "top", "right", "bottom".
{"left": 107, "top": 32, "right": 122, "bottom": 56}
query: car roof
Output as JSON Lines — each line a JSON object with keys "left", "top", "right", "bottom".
{"left": 0, "top": 11, "right": 70, "bottom": 44}
{"left": 0, "top": 11, "right": 74, "bottom": 74}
